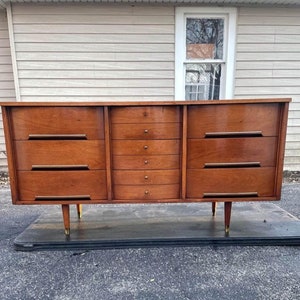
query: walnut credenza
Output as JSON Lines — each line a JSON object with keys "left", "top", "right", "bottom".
{"left": 1, "top": 99, "right": 290, "bottom": 236}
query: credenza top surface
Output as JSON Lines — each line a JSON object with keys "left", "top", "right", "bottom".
{"left": 0, "top": 98, "right": 291, "bottom": 107}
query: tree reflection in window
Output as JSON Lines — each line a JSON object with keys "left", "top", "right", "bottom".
{"left": 185, "top": 18, "right": 224, "bottom": 100}
{"left": 186, "top": 18, "right": 224, "bottom": 60}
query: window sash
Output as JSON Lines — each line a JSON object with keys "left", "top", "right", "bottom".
{"left": 175, "top": 7, "right": 237, "bottom": 101}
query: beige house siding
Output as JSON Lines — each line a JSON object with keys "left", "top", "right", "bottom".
{"left": 1, "top": 3, "right": 300, "bottom": 171}
{"left": 235, "top": 7, "right": 300, "bottom": 170}
{"left": 0, "top": 9, "right": 15, "bottom": 171}
{"left": 11, "top": 3, "right": 175, "bottom": 101}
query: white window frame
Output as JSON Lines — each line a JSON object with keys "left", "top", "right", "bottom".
{"left": 175, "top": 7, "right": 237, "bottom": 100}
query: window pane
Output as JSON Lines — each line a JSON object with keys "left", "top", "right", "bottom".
{"left": 185, "top": 63, "right": 221, "bottom": 100}
{"left": 186, "top": 18, "right": 224, "bottom": 60}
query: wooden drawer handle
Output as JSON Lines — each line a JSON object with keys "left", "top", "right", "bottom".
{"left": 28, "top": 134, "right": 87, "bottom": 140}
{"left": 205, "top": 131, "right": 263, "bottom": 138}
{"left": 203, "top": 192, "right": 258, "bottom": 198}
{"left": 32, "top": 165, "right": 89, "bottom": 171}
{"left": 35, "top": 195, "right": 91, "bottom": 201}
{"left": 204, "top": 162, "right": 261, "bottom": 168}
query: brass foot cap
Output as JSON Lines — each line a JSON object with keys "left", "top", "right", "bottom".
{"left": 225, "top": 226, "right": 230, "bottom": 234}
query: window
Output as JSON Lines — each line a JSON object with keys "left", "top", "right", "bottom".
{"left": 175, "top": 7, "right": 237, "bottom": 100}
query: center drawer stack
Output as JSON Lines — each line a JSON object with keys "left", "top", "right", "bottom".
{"left": 10, "top": 106, "right": 107, "bottom": 203}
{"left": 110, "top": 106, "right": 181, "bottom": 200}
{"left": 186, "top": 103, "right": 280, "bottom": 199}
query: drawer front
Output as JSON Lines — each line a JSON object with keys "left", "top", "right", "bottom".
{"left": 111, "top": 123, "right": 181, "bottom": 139}
{"left": 10, "top": 107, "right": 104, "bottom": 140}
{"left": 17, "top": 170, "right": 107, "bottom": 201}
{"left": 113, "top": 184, "right": 180, "bottom": 200}
{"left": 113, "top": 170, "right": 180, "bottom": 185}
{"left": 187, "top": 104, "right": 280, "bottom": 138}
{"left": 15, "top": 140, "right": 106, "bottom": 170}
{"left": 187, "top": 168, "right": 275, "bottom": 198}
{"left": 187, "top": 137, "right": 277, "bottom": 168}
{"left": 113, "top": 155, "right": 180, "bottom": 170}
{"left": 112, "top": 140, "right": 180, "bottom": 155}
{"left": 110, "top": 106, "right": 181, "bottom": 123}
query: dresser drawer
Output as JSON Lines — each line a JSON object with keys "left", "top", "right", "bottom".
{"left": 111, "top": 123, "right": 181, "bottom": 139}
{"left": 113, "top": 170, "right": 180, "bottom": 185}
{"left": 110, "top": 106, "right": 181, "bottom": 123}
{"left": 187, "top": 104, "right": 280, "bottom": 138}
{"left": 10, "top": 107, "right": 104, "bottom": 140}
{"left": 17, "top": 170, "right": 107, "bottom": 201}
{"left": 15, "top": 140, "right": 106, "bottom": 170}
{"left": 113, "top": 184, "right": 180, "bottom": 200}
{"left": 187, "top": 137, "right": 277, "bottom": 168}
{"left": 113, "top": 155, "right": 180, "bottom": 170}
{"left": 112, "top": 140, "right": 180, "bottom": 155}
{"left": 187, "top": 168, "right": 275, "bottom": 198}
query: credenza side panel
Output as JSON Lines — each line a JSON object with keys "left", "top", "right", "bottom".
{"left": 7, "top": 106, "right": 108, "bottom": 204}
{"left": 186, "top": 102, "right": 284, "bottom": 201}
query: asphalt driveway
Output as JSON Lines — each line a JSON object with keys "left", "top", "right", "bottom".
{"left": 0, "top": 184, "right": 299, "bottom": 300}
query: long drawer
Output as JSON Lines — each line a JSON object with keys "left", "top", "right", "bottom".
{"left": 187, "top": 137, "right": 277, "bottom": 168}
{"left": 187, "top": 168, "right": 275, "bottom": 198}
{"left": 113, "top": 184, "right": 180, "bottom": 200}
{"left": 17, "top": 170, "right": 107, "bottom": 201}
{"left": 110, "top": 106, "right": 181, "bottom": 123}
{"left": 113, "top": 170, "right": 180, "bottom": 185}
{"left": 187, "top": 104, "right": 280, "bottom": 138}
{"left": 15, "top": 140, "right": 106, "bottom": 170}
{"left": 111, "top": 123, "right": 181, "bottom": 139}
{"left": 113, "top": 155, "right": 180, "bottom": 170}
{"left": 10, "top": 107, "right": 104, "bottom": 140}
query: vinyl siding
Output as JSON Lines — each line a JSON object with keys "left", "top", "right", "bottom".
{"left": 0, "top": 9, "right": 15, "bottom": 171}
{"left": 235, "top": 7, "right": 300, "bottom": 170}
{"left": 3, "top": 3, "right": 300, "bottom": 172}
{"left": 11, "top": 3, "right": 175, "bottom": 101}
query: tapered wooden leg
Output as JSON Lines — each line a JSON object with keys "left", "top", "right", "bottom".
{"left": 224, "top": 202, "right": 232, "bottom": 235}
{"left": 76, "top": 204, "right": 82, "bottom": 219}
{"left": 212, "top": 202, "right": 217, "bottom": 216}
{"left": 61, "top": 204, "right": 70, "bottom": 236}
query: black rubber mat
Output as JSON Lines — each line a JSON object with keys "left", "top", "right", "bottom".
{"left": 14, "top": 202, "right": 300, "bottom": 251}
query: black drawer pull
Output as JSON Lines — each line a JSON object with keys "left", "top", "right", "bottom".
{"left": 35, "top": 195, "right": 91, "bottom": 201}
{"left": 32, "top": 165, "right": 89, "bottom": 171}
{"left": 204, "top": 162, "right": 261, "bottom": 168}
{"left": 28, "top": 134, "right": 87, "bottom": 140}
{"left": 203, "top": 192, "right": 258, "bottom": 198}
{"left": 205, "top": 131, "right": 263, "bottom": 138}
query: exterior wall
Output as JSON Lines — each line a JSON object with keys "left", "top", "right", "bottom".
{"left": 2, "top": 3, "right": 300, "bottom": 171}
{"left": 11, "top": 3, "right": 175, "bottom": 101}
{"left": 0, "top": 9, "right": 15, "bottom": 170}
{"left": 235, "top": 7, "right": 300, "bottom": 170}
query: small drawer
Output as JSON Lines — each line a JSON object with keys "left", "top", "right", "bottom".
{"left": 110, "top": 106, "right": 181, "bottom": 123}
{"left": 17, "top": 170, "right": 107, "bottom": 201}
{"left": 187, "top": 137, "right": 277, "bottom": 168}
{"left": 113, "top": 155, "right": 180, "bottom": 170}
{"left": 113, "top": 184, "right": 180, "bottom": 200}
{"left": 187, "top": 168, "right": 275, "bottom": 198}
{"left": 112, "top": 140, "right": 180, "bottom": 155}
{"left": 111, "top": 123, "right": 181, "bottom": 139}
{"left": 15, "top": 140, "right": 106, "bottom": 170}
{"left": 187, "top": 103, "right": 280, "bottom": 138}
{"left": 10, "top": 107, "right": 104, "bottom": 140}
{"left": 113, "top": 170, "right": 180, "bottom": 185}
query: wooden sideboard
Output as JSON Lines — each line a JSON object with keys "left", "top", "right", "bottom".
{"left": 1, "top": 99, "right": 290, "bottom": 236}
